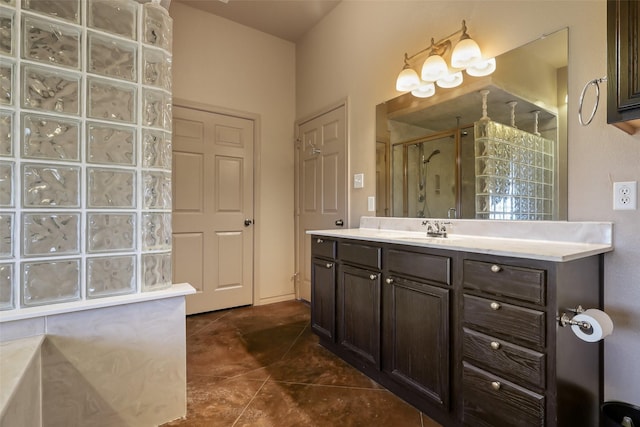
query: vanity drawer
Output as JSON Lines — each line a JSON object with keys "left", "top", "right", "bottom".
{"left": 463, "top": 295, "right": 545, "bottom": 347}
{"left": 463, "top": 328, "right": 546, "bottom": 389}
{"left": 463, "top": 362, "right": 545, "bottom": 427}
{"left": 311, "top": 236, "right": 336, "bottom": 259}
{"left": 387, "top": 248, "right": 450, "bottom": 285}
{"left": 339, "top": 242, "right": 381, "bottom": 269}
{"left": 463, "top": 259, "right": 546, "bottom": 305}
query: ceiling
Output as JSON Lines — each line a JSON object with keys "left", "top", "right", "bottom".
{"left": 171, "top": 0, "right": 341, "bottom": 42}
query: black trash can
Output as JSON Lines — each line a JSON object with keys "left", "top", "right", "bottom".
{"left": 602, "top": 401, "right": 640, "bottom": 427}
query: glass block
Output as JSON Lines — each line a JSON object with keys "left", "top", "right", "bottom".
{"left": 22, "top": 15, "right": 80, "bottom": 69}
{"left": 0, "top": 110, "right": 12, "bottom": 156}
{"left": 163, "top": 53, "right": 172, "bottom": 91}
{"left": 87, "top": 255, "right": 135, "bottom": 298}
{"left": 0, "top": 263, "right": 13, "bottom": 310}
{"left": 143, "top": 88, "right": 164, "bottom": 128}
{"left": 22, "top": 163, "right": 80, "bottom": 207}
{"left": 88, "top": 0, "right": 137, "bottom": 40}
{"left": 22, "top": 213, "right": 79, "bottom": 256}
{"left": 22, "top": 113, "right": 80, "bottom": 161}
{"left": 0, "top": 161, "right": 12, "bottom": 206}
{"left": 88, "top": 32, "right": 137, "bottom": 82}
{"left": 0, "top": 213, "right": 13, "bottom": 258}
{"left": 143, "top": 2, "right": 172, "bottom": 51}
{"left": 142, "top": 129, "right": 163, "bottom": 168}
{"left": 142, "top": 252, "right": 172, "bottom": 291}
{"left": 87, "top": 168, "right": 135, "bottom": 208}
{"left": 143, "top": 171, "right": 171, "bottom": 209}
{"left": 23, "top": 0, "right": 80, "bottom": 24}
{"left": 142, "top": 47, "right": 162, "bottom": 87}
{"left": 87, "top": 122, "right": 135, "bottom": 165}
{"left": 142, "top": 212, "right": 171, "bottom": 251}
{"left": 87, "top": 77, "right": 136, "bottom": 123}
{"left": 162, "top": 133, "right": 172, "bottom": 169}
{"left": 22, "top": 64, "right": 80, "bottom": 115}
{"left": 163, "top": 93, "right": 172, "bottom": 131}
{"left": 0, "top": 8, "right": 13, "bottom": 56}
{"left": 142, "top": 130, "right": 171, "bottom": 170}
{"left": 22, "top": 259, "right": 80, "bottom": 306}
{"left": 87, "top": 213, "right": 135, "bottom": 253}
{"left": 0, "top": 61, "right": 12, "bottom": 105}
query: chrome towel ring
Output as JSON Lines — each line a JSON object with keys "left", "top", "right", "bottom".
{"left": 578, "top": 76, "right": 607, "bottom": 126}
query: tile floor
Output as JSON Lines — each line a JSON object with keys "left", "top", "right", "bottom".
{"left": 162, "top": 300, "right": 442, "bottom": 427}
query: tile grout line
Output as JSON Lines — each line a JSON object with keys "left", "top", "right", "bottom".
{"left": 231, "top": 374, "right": 272, "bottom": 427}
{"left": 186, "top": 310, "right": 233, "bottom": 337}
{"left": 277, "top": 321, "right": 311, "bottom": 362}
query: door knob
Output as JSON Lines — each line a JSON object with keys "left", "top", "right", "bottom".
{"left": 335, "top": 219, "right": 344, "bottom": 227}
{"left": 244, "top": 219, "right": 253, "bottom": 226}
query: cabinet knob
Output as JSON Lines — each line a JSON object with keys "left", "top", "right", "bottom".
{"left": 490, "top": 302, "right": 501, "bottom": 310}
{"left": 385, "top": 278, "right": 394, "bottom": 284}
{"left": 369, "top": 274, "right": 377, "bottom": 280}
{"left": 325, "top": 263, "right": 333, "bottom": 269}
{"left": 490, "top": 341, "right": 501, "bottom": 350}
{"left": 491, "top": 381, "right": 501, "bottom": 391}
{"left": 490, "top": 264, "right": 502, "bottom": 273}
{"left": 317, "top": 238, "right": 324, "bottom": 243}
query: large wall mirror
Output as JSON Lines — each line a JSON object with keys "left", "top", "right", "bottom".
{"left": 376, "top": 28, "right": 568, "bottom": 220}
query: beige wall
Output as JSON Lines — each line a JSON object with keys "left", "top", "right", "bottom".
{"left": 170, "top": 3, "right": 297, "bottom": 304}
{"left": 296, "top": 0, "right": 640, "bottom": 405}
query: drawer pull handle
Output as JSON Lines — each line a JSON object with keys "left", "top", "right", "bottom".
{"left": 369, "top": 274, "right": 377, "bottom": 280}
{"left": 490, "top": 341, "right": 501, "bottom": 350}
{"left": 490, "top": 264, "right": 502, "bottom": 273}
{"left": 317, "top": 238, "right": 324, "bottom": 243}
{"left": 490, "top": 302, "right": 501, "bottom": 310}
{"left": 325, "top": 263, "right": 333, "bottom": 269}
{"left": 385, "top": 278, "right": 394, "bottom": 285}
{"left": 491, "top": 381, "right": 501, "bottom": 391}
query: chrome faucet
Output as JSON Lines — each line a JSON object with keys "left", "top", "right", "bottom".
{"left": 422, "top": 220, "right": 451, "bottom": 238}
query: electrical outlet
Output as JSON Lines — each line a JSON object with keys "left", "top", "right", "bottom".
{"left": 613, "top": 181, "right": 637, "bottom": 210}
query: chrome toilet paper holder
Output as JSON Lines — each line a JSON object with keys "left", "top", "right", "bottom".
{"left": 557, "top": 305, "right": 592, "bottom": 329}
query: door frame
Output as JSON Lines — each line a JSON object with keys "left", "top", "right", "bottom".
{"left": 172, "top": 97, "right": 261, "bottom": 307}
{"left": 294, "top": 98, "right": 349, "bottom": 300}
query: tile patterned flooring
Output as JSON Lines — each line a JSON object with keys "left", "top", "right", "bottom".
{"left": 163, "top": 300, "right": 442, "bottom": 427}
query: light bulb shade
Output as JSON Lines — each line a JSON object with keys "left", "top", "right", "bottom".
{"left": 451, "top": 37, "right": 482, "bottom": 68}
{"left": 396, "top": 67, "right": 420, "bottom": 92}
{"left": 436, "top": 71, "right": 463, "bottom": 88}
{"left": 466, "top": 57, "right": 496, "bottom": 77}
{"left": 421, "top": 54, "right": 448, "bottom": 82}
{"left": 411, "top": 82, "right": 436, "bottom": 98}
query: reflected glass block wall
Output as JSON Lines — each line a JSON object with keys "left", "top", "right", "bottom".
{"left": 0, "top": 0, "right": 173, "bottom": 310}
{"left": 474, "top": 120, "right": 554, "bottom": 220}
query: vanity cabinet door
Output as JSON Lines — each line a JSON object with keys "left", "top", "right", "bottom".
{"left": 383, "top": 275, "right": 450, "bottom": 409}
{"left": 337, "top": 264, "right": 381, "bottom": 368}
{"left": 311, "top": 258, "right": 336, "bottom": 341}
{"left": 607, "top": 0, "right": 640, "bottom": 133}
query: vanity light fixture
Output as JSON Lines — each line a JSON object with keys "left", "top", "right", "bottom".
{"left": 395, "top": 20, "right": 495, "bottom": 98}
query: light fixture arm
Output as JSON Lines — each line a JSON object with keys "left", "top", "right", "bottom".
{"left": 403, "top": 21, "right": 468, "bottom": 64}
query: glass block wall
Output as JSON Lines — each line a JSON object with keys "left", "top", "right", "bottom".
{"left": 474, "top": 119, "right": 554, "bottom": 220}
{"left": 0, "top": 0, "right": 173, "bottom": 311}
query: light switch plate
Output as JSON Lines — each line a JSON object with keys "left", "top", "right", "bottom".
{"left": 368, "top": 196, "right": 376, "bottom": 212}
{"left": 354, "top": 173, "right": 364, "bottom": 188}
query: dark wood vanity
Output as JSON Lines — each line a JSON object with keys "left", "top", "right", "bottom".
{"left": 607, "top": 0, "right": 640, "bottom": 135}
{"left": 311, "top": 234, "right": 605, "bottom": 427}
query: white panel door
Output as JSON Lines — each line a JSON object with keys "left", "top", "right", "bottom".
{"left": 295, "top": 104, "right": 347, "bottom": 301}
{"left": 172, "top": 106, "right": 254, "bottom": 314}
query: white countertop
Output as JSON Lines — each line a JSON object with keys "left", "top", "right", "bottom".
{"left": 308, "top": 217, "right": 613, "bottom": 262}
{"left": 0, "top": 283, "right": 196, "bottom": 323}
